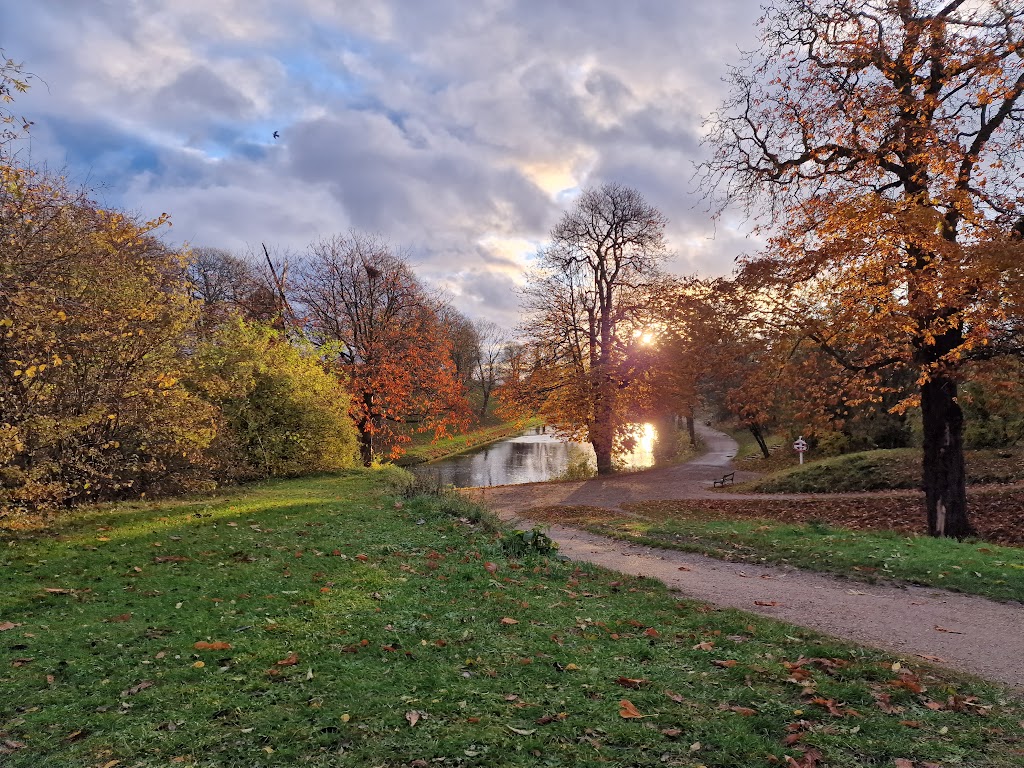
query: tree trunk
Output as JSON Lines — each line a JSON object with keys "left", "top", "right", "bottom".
{"left": 920, "top": 375, "right": 972, "bottom": 538}
{"left": 749, "top": 424, "right": 769, "bottom": 459}
{"left": 358, "top": 392, "right": 374, "bottom": 467}
{"left": 357, "top": 422, "right": 373, "bottom": 467}
{"left": 592, "top": 433, "right": 614, "bottom": 475}
{"left": 686, "top": 414, "right": 696, "bottom": 448}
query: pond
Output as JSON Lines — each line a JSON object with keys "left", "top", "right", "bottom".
{"left": 411, "top": 423, "right": 669, "bottom": 488}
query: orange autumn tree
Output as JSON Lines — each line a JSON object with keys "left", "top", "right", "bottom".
{"left": 701, "top": 0, "right": 1024, "bottom": 537}
{"left": 296, "top": 233, "right": 470, "bottom": 465}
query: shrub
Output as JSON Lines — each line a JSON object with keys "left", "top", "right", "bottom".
{"left": 189, "top": 318, "right": 358, "bottom": 480}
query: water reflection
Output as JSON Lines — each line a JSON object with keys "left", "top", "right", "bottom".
{"left": 412, "top": 423, "right": 661, "bottom": 488}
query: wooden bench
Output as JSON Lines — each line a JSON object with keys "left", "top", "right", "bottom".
{"left": 713, "top": 472, "right": 735, "bottom": 488}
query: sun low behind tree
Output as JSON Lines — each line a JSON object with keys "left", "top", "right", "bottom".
{"left": 504, "top": 183, "right": 670, "bottom": 474}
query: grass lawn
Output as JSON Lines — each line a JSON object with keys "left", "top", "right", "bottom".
{"left": 396, "top": 416, "right": 543, "bottom": 466}
{"left": 1, "top": 471, "right": 1022, "bottom": 767}
{"left": 530, "top": 503, "right": 1024, "bottom": 603}
{"left": 735, "top": 445, "right": 1024, "bottom": 494}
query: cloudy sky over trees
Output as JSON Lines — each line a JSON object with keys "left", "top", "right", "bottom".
{"left": 5, "top": 0, "right": 762, "bottom": 324}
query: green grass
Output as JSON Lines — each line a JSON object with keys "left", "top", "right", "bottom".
{"left": 739, "top": 449, "right": 921, "bottom": 493}
{"left": 397, "top": 416, "right": 543, "bottom": 466}
{"left": 587, "top": 507, "right": 1024, "bottom": 602}
{"left": 2, "top": 471, "right": 1022, "bottom": 767}
{"left": 737, "top": 445, "right": 1024, "bottom": 494}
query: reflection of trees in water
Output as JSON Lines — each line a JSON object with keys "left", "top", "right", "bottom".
{"left": 415, "top": 424, "right": 666, "bottom": 488}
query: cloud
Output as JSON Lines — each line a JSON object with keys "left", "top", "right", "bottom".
{"left": 5, "top": 0, "right": 763, "bottom": 323}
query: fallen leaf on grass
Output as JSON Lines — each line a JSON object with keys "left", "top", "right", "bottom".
{"left": 500, "top": 617, "right": 519, "bottom": 625}
{"left": 724, "top": 705, "right": 757, "bottom": 716}
{"left": 355, "top": 554, "right": 368, "bottom": 562}
{"left": 616, "top": 677, "right": 650, "bottom": 689}
{"left": 0, "top": 622, "right": 21, "bottom": 631}
{"left": 405, "top": 710, "right": 421, "bottom": 727}
{"left": 618, "top": 699, "right": 646, "bottom": 719}
{"left": 711, "top": 659, "right": 738, "bottom": 668}
{"left": 105, "top": 613, "right": 132, "bottom": 623}
{"left": 692, "top": 641, "right": 714, "bottom": 651}
{"left": 194, "top": 641, "right": 232, "bottom": 651}
{"left": 644, "top": 627, "right": 659, "bottom": 637}
{"left": 121, "top": 680, "right": 154, "bottom": 697}
{"left": 276, "top": 652, "right": 299, "bottom": 666}
{"left": 506, "top": 726, "right": 536, "bottom": 736}
{"left": 484, "top": 562, "right": 498, "bottom": 574}
{"left": 899, "top": 720, "right": 922, "bottom": 728}
{"left": 784, "top": 749, "right": 822, "bottom": 768}
{"left": 661, "top": 728, "right": 682, "bottom": 738}
{"left": 44, "top": 587, "right": 75, "bottom": 595}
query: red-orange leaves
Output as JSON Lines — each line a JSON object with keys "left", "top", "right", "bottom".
{"left": 194, "top": 641, "right": 232, "bottom": 651}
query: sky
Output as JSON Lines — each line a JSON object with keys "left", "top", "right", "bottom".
{"left": 2, "top": 0, "right": 763, "bottom": 327}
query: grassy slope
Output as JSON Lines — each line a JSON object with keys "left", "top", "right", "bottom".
{"left": 737, "top": 446, "right": 1024, "bottom": 494}
{"left": 582, "top": 506, "right": 1024, "bottom": 603}
{"left": 396, "top": 415, "right": 543, "bottom": 466}
{"left": 0, "top": 472, "right": 1021, "bottom": 767}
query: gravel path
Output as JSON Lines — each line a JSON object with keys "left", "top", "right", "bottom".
{"left": 467, "top": 425, "right": 1024, "bottom": 692}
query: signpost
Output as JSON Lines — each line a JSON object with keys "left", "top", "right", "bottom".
{"left": 793, "top": 436, "right": 808, "bottom": 465}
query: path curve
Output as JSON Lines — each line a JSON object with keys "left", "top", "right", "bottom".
{"left": 467, "top": 424, "right": 1024, "bottom": 691}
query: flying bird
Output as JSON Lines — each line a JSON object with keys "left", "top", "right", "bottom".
{"left": 272, "top": 131, "right": 280, "bottom": 139}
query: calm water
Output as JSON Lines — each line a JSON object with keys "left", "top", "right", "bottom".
{"left": 412, "top": 424, "right": 662, "bottom": 488}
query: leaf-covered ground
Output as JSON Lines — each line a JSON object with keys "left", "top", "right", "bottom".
{"left": 2, "top": 470, "right": 1022, "bottom": 767}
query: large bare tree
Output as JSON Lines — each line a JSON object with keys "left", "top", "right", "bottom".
{"left": 702, "top": 0, "right": 1024, "bottom": 537}
{"left": 514, "top": 183, "right": 669, "bottom": 474}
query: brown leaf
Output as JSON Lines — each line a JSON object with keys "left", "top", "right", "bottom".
{"left": 355, "top": 554, "right": 368, "bottom": 562}
{"left": 711, "top": 659, "right": 738, "bottom": 668}
{"left": 894, "top": 760, "right": 915, "bottom": 768}
{"left": 664, "top": 690, "right": 685, "bottom": 703}
{"left": 784, "top": 749, "right": 822, "bottom": 768}
{"left": 692, "top": 641, "right": 714, "bottom": 651}
{"left": 500, "top": 617, "right": 519, "bottom": 625}
{"left": 121, "top": 680, "right": 154, "bottom": 697}
{"left": 153, "top": 555, "right": 190, "bottom": 563}
{"left": 405, "top": 710, "right": 421, "bottom": 727}
{"left": 44, "top": 587, "right": 74, "bottom": 595}
{"left": 644, "top": 627, "right": 659, "bottom": 637}
{"left": 618, "top": 699, "right": 646, "bottom": 718}
{"left": 754, "top": 600, "right": 779, "bottom": 607}
{"left": 105, "top": 613, "right": 132, "bottom": 623}
{"left": 728, "top": 706, "right": 757, "bottom": 716}
{"left": 0, "top": 622, "right": 21, "bottom": 631}
{"left": 484, "top": 562, "right": 498, "bottom": 574}
{"left": 899, "top": 720, "right": 922, "bottom": 728}
{"left": 194, "top": 641, "right": 232, "bottom": 651}
{"left": 661, "top": 728, "right": 682, "bottom": 737}
{"left": 615, "top": 677, "right": 650, "bottom": 689}
{"left": 276, "top": 652, "right": 299, "bottom": 666}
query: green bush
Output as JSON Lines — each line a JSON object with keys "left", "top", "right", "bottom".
{"left": 189, "top": 319, "right": 358, "bottom": 480}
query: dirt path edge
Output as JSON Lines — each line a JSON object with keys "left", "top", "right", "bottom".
{"left": 472, "top": 425, "right": 1024, "bottom": 692}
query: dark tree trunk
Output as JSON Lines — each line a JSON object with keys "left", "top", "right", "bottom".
{"left": 357, "top": 422, "right": 373, "bottom": 467}
{"left": 920, "top": 375, "right": 972, "bottom": 538}
{"left": 686, "top": 414, "right": 696, "bottom": 448}
{"left": 749, "top": 424, "right": 769, "bottom": 459}
{"left": 358, "top": 392, "right": 374, "bottom": 467}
